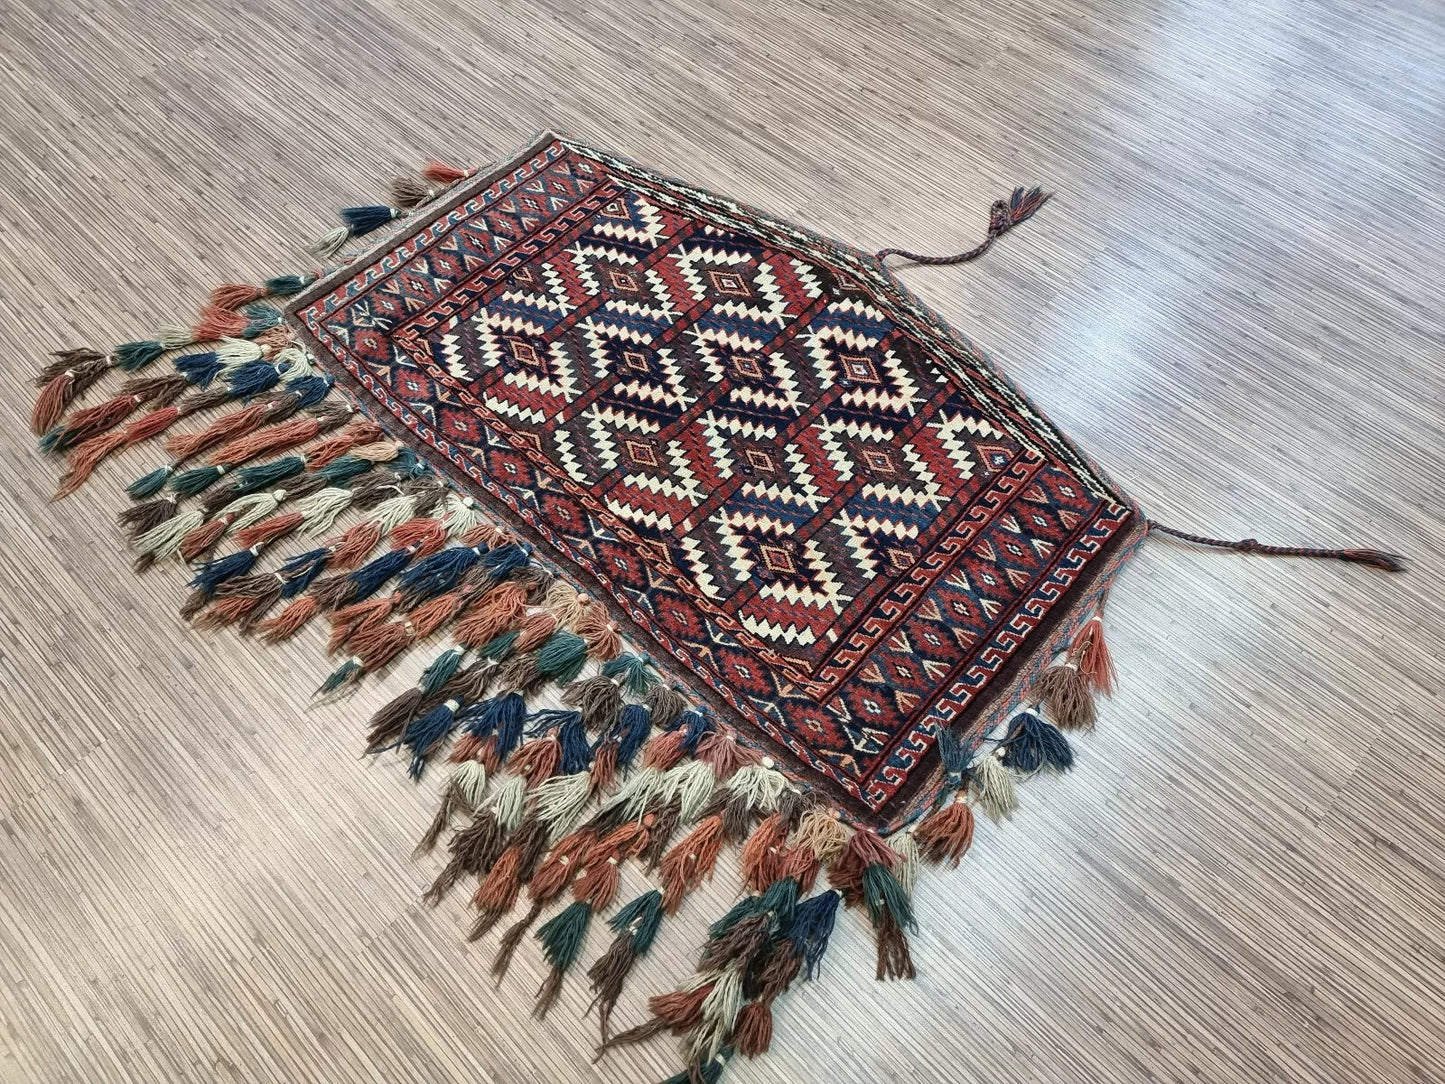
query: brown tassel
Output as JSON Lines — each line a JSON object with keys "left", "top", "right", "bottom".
{"left": 489, "top": 897, "right": 543, "bottom": 967}
{"left": 587, "top": 933, "right": 635, "bottom": 1041}
{"left": 178, "top": 516, "right": 234, "bottom": 562}
{"left": 699, "top": 911, "right": 771, "bottom": 971}
{"left": 914, "top": 798, "right": 974, "bottom": 866}
{"left": 305, "top": 419, "right": 383, "bottom": 469}
{"left": 368, "top": 687, "right": 427, "bottom": 752}
{"left": 732, "top": 1001, "right": 773, "bottom": 1058}
{"left": 414, "top": 780, "right": 464, "bottom": 857}
{"left": 56, "top": 393, "right": 139, "bottom": 443}
{"left": 1037, "top": 663, "right": 1096, "bottom": 730}
{"left": 645, "top": 683, "right": 688, "bottom": 730}
{"left": 1072, "top": 615, "right": 1115, "bottom": 696}
{"left": 875, "top": 910, "right": 915, "bottom": 980}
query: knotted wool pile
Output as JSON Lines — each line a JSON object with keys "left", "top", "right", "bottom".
{"left": 32, "top": 133, "right": 1402, "bottom": 1083}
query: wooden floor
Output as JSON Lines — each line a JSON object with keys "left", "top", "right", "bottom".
{"left": 1, "top": 1, "right": 1443, "bottom": 1081}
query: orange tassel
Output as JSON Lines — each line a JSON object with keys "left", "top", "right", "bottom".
{"left": 512, "top": 610, "right": 560, "bottom": 653}
{"left": 733, "top": 1001, "right": 773, "bottom": 1057}
{"left": 648, "top": 983, "right": 713, "bottom": 1030}
{"left": 259, "top": 595, "right": 318, "bottom": 643}
{"left": 31, "top": 370, "right": 76, "bottom": 434}
{"left": 391, "top": 516, "right": 448, "bottom": 556}
{"left": 166, "top": 402, "right": 268, "bottom": 459}
{"left": 1072, "top": 615, "right": 1116, "bottom": 696}
{"left": 178, "top": 515, "right": 233, "bottom": 561}
{"left": 694, "top": 731, "right": 762, "bottom": 781}
{"left": 472, "top": 843, "right": 524, "bottom": 913}
{"left": 209, "top": 416, "right": 320, "bottom": 466}
{"left": 528, "top": 828, "right": 594, "bottom": 903}
{"left": 191, "top": 304, "right": 248, "bottom": 341}
{"left": 740, "top": 813, "right": 788, "bottom": 893}
{"left": 305, "top": 419, "right": 384, "bottom": 469}
{"left": 659, "top": 814, "right": 724, "bottom": 914}
{"left": 53, "top": 431, "right": 128, "bottom": 498}
{"left": 422, "top": 160, "right": 471, "bottom": 185}
{"left": 61, "top": 394, "right": 138, "bottom": 439}
{"left": 589, "top": 740, "right": 618, "bottom": 792}
{"left": 328, "top": 520, "right": 383, "bottom": 568}
{"left": 574, "top": 822, "right": 648, "bottom": 910}
{"left": 454, "top": 581, "right": 528, "bottom": 646}
{"left": 641, "top": 729, "right": 686, "bottom": 771}
{"left": 208, "top": 283, "right": 266, "bottom": 310}
{"left": 508, "top": 737, "right": 560, "bottom": 787}
{"left": 235, "top": 511, "right": 303, "bottom": 549}
{"left": 914, "top": 799, "right": 975, "bottom": 866}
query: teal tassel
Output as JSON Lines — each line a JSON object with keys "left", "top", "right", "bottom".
{"left": 861, "top": 863, "right": 915, "bottom": 933}
{"left": 609, "top": 889, "right": 664, "bottom": 954}
{"left": 662, "top": 1051, "right": 730, "bottom": 1084}
{"left": 601, "top": 653, "right": 658, "bottom": 697}
{"left": 475, "top": 629, "right": 518, "bottom": 661}
{"left": 759, "top": 875, "right": 799, "bottom": 931}
{"left": 113, "top": 339, "right": 167, "bottom": 371}
{"left": 170, "top": 464, "right": 224, "bottom": 497}
{"left": 709, "top": 894, "right": 764, "bottom": 939}
{"left": 535, "top": 630, "right": 588, "bottom": 684}
{"left": 419, "top": 646, "right": 465, "bottom": 697}
{"left": 536, "top": 900, "right": 592, "bottom": 973}
{"left": 317, "top": 657, "right": 362, "bottom": 694}
{"left": 126, "top": 465, "right": 174, "bottom": 500}
{"left": 263, "top": 274, "right": 313, "bottom": 296}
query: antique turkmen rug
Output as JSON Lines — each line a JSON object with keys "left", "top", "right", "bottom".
{"left": 33, "top": 132, "right": 1402, "bottom": 1082}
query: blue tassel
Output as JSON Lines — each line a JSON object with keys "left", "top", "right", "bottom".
{"left": 475, "top": 628, "right": 518, "bottom": 661}
{"left": 787, "top": 889, "right": 842, "bottom": 979}
{"left": 279, "top": 547, "right": 329, "bottom": 597}
{"left": 480, "top": 542, "right": 531, "bottom": 580}
{"left": 526, "top": 708, "right": 579, "bottom": 737}
{"left": 418, "top": 646, "right": 465, "bottom": 697}
{"left": 677, "top": 708, "right": 714, "bottom": 755}
{"left": 188, "top": 546, "right": 259, "bottom": 596}
{"left": 401, "top": 701, "right": 459, "bottom": 778}
{"left": 601, "top": 653, "right": 657, "bottom": 698}
{"left": 36, "top": 426, "right": 64, "bottom": 454}
{"left": 557, "top": 713, "right": 592, "bottom": 774}
{"left": 113, "top": 339, "right": 167, "bottom": 371}
{"left": 287, "top": 374, "right": 334, "bottom": 408}
{"left": 398, "top": 545, "right": 484, "bottom": 600}
{"left": 459, "top": 690, "right": 525, "bottom": 744}
{"left": 126, "top": 465, "right": 174, "bottom": 500}
{"left": 347, "top": 547, "right": 414, "bottom": 600}
{"left": 609, "top": 889, "right": 665, "bottom": 953}
{"left": 317, "top": 656, "right": 362, "bottom": 694}
{"left": 230, "top": 455, "right": 305, "bottom": 494}
{"left": 1000, "top": 710, "right": 1074, "bottom": 773}
{"left": 170, "top": 465, "right": 224, "bottom": 497}
{"left": 340, "top": 204, "right": 398, "bottom": 235}
{"left": 174, "top": 350, "right": 224, "bottom": 386}
{"left": 493, "top": 693, "right": 526, "bottom": 761}
{"left": 225, "top": 360, "right": 283, "bottom": 399}
{"left": 613, "top": 703, "right": 652, "bottom": 770}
